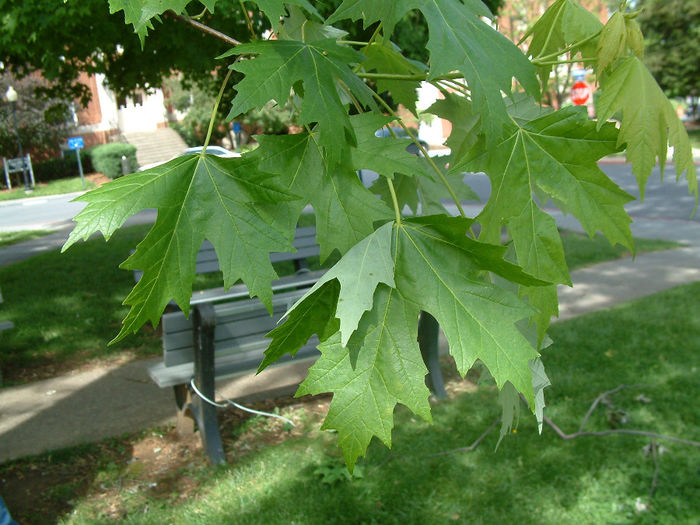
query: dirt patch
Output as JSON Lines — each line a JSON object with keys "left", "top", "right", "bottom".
{"left": 85, "top": 173, "right": 111, "bottom": 187}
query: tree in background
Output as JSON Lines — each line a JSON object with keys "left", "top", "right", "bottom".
{"left": 0, "top": 73, "right": 72, "bottom": 159}
{"left": 637, "top": 0, "right": 700, "bottom": 118}
{"left": 0, "top": 0, "right": 260, "bottom": 104}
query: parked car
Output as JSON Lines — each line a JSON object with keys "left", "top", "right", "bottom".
{"left": 138, "top": 145, "right": 241, "bottom": 171}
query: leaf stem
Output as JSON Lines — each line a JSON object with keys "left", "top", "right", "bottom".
{"left": 533, "top": 31, "right": 601, "bottom": 63}
{"left": 203, "top": 68, "right": 233, "bottom": 151}
{"left": 371, "top": 92, "right": 468, "bottom": 219}
{"left": 338, "top": 40, "right": 370, "bottom": 47}
{"left": 238, "top": 0, "right": 257, "bottom": 40}
{"left": 387, "top": 180, "right": 403, "bottom": 225}
{"left": 533, "top": 57, "right": 597, "bottom": 67}
{"left": 357, "top": 71, "right": 464, "bottom": 82}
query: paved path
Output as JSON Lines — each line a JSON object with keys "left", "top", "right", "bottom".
{"left": 1, "top": 189, "right": 700, "bottom": 462}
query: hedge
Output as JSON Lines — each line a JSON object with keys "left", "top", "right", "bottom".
{"left": 31, "top": 152, "right": 94, "bottom": 183}
{"left": 88, "top": 143, "right": 138, "bottom": 179}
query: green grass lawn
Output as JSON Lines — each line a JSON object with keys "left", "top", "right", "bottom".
{"left": 0, "top": 177, "right": 95, "bottom": 201}
{"left": 0, "top": 230, "right": 53, "bottom": 248}
{"left": 0, "top": 223, "right": 680, "bottom": 383}
{"left": 2, "top": 282, "right": 697, "bottom": 524}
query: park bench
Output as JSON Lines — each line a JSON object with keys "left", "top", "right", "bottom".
{"left": 140, "top": 226, "right": 447, "bottom": 464}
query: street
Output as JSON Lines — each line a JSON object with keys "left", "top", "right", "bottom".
{"left": 0, "top": 163, "right": 696, "bottom": 235}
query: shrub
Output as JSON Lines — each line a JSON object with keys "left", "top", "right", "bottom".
{"left": 88, "top": 143, "right": 138, "bottom": 179}
{"left": 31, "top": 152, "right": 94, "bottom": 183}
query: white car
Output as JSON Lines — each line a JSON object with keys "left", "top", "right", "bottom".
{"left": 138, "top": 145, "right": 241, "bottom": 171}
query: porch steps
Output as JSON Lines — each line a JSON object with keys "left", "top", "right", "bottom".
{"left": 123, "top": 128, "right": 187, "bottom": 168}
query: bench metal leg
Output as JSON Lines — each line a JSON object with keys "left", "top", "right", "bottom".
{"left": 418, "top": 311, "right": 447, "bottom": 399}
{"left": 192, "top": 304, "right": 226, "bottom": 465}
{"left": 174, "top": 384, "right": 195, "bottom": 436}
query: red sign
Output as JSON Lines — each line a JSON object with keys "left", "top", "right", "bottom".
{"left": 571, "top": 81, "right": 591, "bottom": 105}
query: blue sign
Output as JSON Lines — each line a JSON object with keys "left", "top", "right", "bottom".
{"left": 232, "top": 122, "right": 242, "bottom": 134}
{"left": 68, "top": 137, "right": 84, "bottom": 150}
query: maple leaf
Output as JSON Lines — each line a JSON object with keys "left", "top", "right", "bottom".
{"left": 417, "top": 0, "right": 540, "bottom": 145}
{"left": 526, "top": 0, "right": 603, "bottom": 84}
{"left": 259, "top": 280, "right": 340, "bottom": 371}
{"left": 297, "top": 285, "right": 432, "bottom": 470}
{"left": 63, "top": 154, "right": 298, "bottom": 341}
{"left": 227, "top": 39, "right": 375, "bottom": 157}
{"left": 596, "top": 56, "right": 698, "bottom": 200}
{"left": 346, "top": 113, "right": 432, "bottom": 180}
{"left": 454, "top": 107, "right": 631, "bottom": 338}
{"left": 326, "top": 0, "right": 416, "bottom": 38}
{"left": 459, "top": 106, "right": 633, "bottom": 259}
{"left": 252, "top": 0, "right": 320, "bottom": 30}
{"left": 395, "top": 218, "right": 540, "bottom": 404}
{"left": 254, "top": 132, "right": 394, "bottom": 260}
{"left": 277, "top": 6, "right": 347, "bottom": 42}
{"left": 109, "top": 0, "right": 219, "bottom": 43}
{"left": 361, "top": 42, "right": 426, "bottom": 115}
{"left": 284, "top": 221, "right": 396, "bottom": 346}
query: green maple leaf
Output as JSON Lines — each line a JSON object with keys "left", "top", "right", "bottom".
{"left": 596, "top": 11, "right": 628, "bottom": 73}
{"left": 109, "top": 0, "right": 218, "bottom": 43}
{"left": 284, "top": 221, "right": 395, "bottom": 346}
{"left": 297, "top": 285, "right": 432, "bottom": 470}
{"left": 427, "top": 93, "right": 481, "bottom": 162}
{"left": 346, "top": 113, "right": 432, "bottom": 180}
{"left": 277, "top": 6, "right": 347, "bottom": 41}
{"left": 63, "top": 154, "right": 297, "bottom": 341}
{"left": 455, "top": 107, "right": 632, "bottom": 339}
{"left": 326, "top": 0, "right": 416, "bottom": 38}
{"left": 459, "top": 106, "right": 633, "bottom": 260}
{"left": 526, "top": 0, "right": 603, "bottom": 84}
{"left": 254, "top": 132, "right": 394, "bottom": 260}
{"left": 253, "top": 0, "right": 320, "bottom": 30}
{"left": 370, "top": 174, "right": 421, "bottom": 214}
{"left": 227, "top": 39, "right": 375, "bottom": 157}
{"left": 395, "top": 219, "right": 540, "bottom": 403}
{"left": 596, "top": 56, "right": 698, "bottom": 200}
{"left": 259, "top": 280, "right": 340, "bottom": 371}
{"left": 417, "top": 0, "right": 540, "bottom": 144}
{"left": 362, "top": 42, "right": 426, "bottom": 115}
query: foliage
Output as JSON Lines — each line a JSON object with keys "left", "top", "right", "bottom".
{"left": 88, "top": 143, "right": 138, "bottom": 179}
{"left": 165, "top": 78, "right": 232, "bottom": 147}
{"left": 64, "top": 0, "right": 697, "bottom": 468}
{"left": 637, "top": 0, "right": 700, "bottom": 114}
{"left": 0, "top": 0, "right": 265, "bottom": 104}
{"left": 0, "top": 74, "right": 73, "bottom": 159}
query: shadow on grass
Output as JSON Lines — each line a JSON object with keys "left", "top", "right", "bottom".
{"left": 0, "top": 224, "right": 160, "bottom": 382}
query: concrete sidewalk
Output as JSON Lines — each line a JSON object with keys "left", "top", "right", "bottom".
{"left": 1, "top": 213, "right": 699, "bottom": 463}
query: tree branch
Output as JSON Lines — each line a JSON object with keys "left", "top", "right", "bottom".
{"left": 169, "top": 12, "right": 242, "bottom": 47}
{"left": 544, "top": 416, "right": 700, "bottom": 447}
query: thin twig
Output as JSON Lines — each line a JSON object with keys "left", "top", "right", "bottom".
{"left": 425, "top": 418, "right": 501, "bottom": 457}
{"left": 544, "top": 416, "right": 700, "bottom": 447}
{"left": 579, "top": 384, "right": 649, "bottom": 433}
{"left": 170, "top": 13, "right": 242, "bottom": 46}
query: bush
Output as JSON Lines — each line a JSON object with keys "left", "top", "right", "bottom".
{"left": 32, "top": 152, "right": 94, "bottom": 183}
{"left": 88, "top": 143, "right": 138, "bottom": 179}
